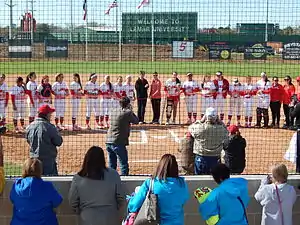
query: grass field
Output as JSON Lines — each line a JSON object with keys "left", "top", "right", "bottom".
{"left": 1, "top": 61, "right": 300, "bottom": 77}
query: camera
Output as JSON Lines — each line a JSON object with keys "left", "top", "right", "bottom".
{"left": 0, "top": 126, "right": 6, "bottom": 135}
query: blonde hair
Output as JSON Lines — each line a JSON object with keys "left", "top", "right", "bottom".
{"left": 22, "top": 158, "right": 43, "bottom": 178}
{"left": 272, "top": 164, "right": 288, "bottom": 183}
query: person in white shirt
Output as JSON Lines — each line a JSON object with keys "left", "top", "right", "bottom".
{"left": 164, "top": 72, "right": 181, "bottom": 125}
{"left": 123, "top": 75, "right": 136, "bottom": 102}
{"left": 84, "top": 73, "right": 101, "bottom": 130}
{"left": 99, "top": 75, "right": 114, "bottom": 128}
{"left": 70, "top": 73, "right": 84, "bottom": 131}
{"left": 0, "top": 74, "right": 9, "bottom": 126}
{"left": 255, "top": 164, "right": 296, "bottom": 225}
{"left": 181, "top": 72, "right": 200, "bottom": 124}
{"left": 243, "top": 76, "right": 257, "bottom": 127}
{"left": 227, "top": 78, "right": 243, "bottom": 126}
{"left": 10, "top": 77, "right": 28, "bottom": 133}
{"left": 255, "top": 72, "right": 271, "bottom": 128}
{"left": 200, "top": 75, "right": 216, "bottom": 119}
{"left": 52, "top": 73, "right": 69, "bottom": 130}
{"left": 25, "top": 72, "right": 38, "bottom": 124}
{"left": 113, "top": 76, "right": 126, "bottom": 109}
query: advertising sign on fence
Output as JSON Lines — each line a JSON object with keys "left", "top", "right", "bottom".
{"left": 8, "top": 39, "right": 32, "bottom": 58}
{"left": 208, "top": 42, "right": 231, "bottom": 60}
{"left": 172, "top": 41, "right": 194, "bottom": 58}
{"left": 282, "top": 43, "right": 300, "bottom": 60}
{"left": 244, "top": 43, "right": 267, "bottom": 60}
{"left": 122, "top": 12, "right": 197, "bottom": 41}
{"left": 45, "top": 40, "right": 68, "bottom": 58}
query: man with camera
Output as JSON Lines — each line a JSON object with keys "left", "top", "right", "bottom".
{"left": 106, "top": 96, "right": 139, "bottom": 175}
{"left": 289, "top": 94, "right": 300, "bottom": 130}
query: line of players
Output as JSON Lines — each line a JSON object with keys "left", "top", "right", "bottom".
{"left": 0, "top": 72, "right": 137, "bottom": 132}
{"left": 0, "top": 70, "right": 291, "bottom": 133}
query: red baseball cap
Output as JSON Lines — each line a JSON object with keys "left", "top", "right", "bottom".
{"left": 297, "top": 76, "right": 300, "bottom": 82}
{"left": 228, "top": 125, "right": 239, "bottom": 134}
{"left": 38, "top": 105, "right": 55, "bottom": 114}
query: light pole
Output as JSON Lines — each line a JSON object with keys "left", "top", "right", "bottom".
{"left": 5, "top": 0, "right": 16, "bottom": 40}
{"left": 265, "top": 0, "right": 269, "bottom": 42}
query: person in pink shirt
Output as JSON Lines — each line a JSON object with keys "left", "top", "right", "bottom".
{"left": 149, "top": 72, "right": 162, "bottom": 124}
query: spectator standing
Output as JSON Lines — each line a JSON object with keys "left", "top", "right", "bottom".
{"left": 128, "top": 154, "right": 189, "bottom": 225}
{"left": 135, "top": 71, "right": 149, "bottom": 124}
{"left": 106, "top": 97, "right": 139, "bottom": 175}
{"left": 188, "top": 107, "right": 228, "bottom": 175}
{"left": 10, "top": 158, "right": 63, "bottom": 225}
{"left": 0, "top": 136, "right": 4, "bottom": 195}
{"left": 223, "top": 125, "right": 246, "bottom": 174}
{"left": 255, "top": 164, "right": 296, "bottom": 225}
{"left": 68, "top": 146, "right": 125, "bottom": 225}
{"left": 149, "top": 72, "right": 162, "bottom": 124}
{"left": 289, "top": 95, "right": 300, "bottom": 130}
{"left": 197, "top": 164, "right": 249, "bottom": 225}
{"left": 282, "top": 76, "right": 295, "bottom": 129}
{"left": 270, "top": 77, "right": 284, "bottom": 128}
{"left": 26, "top": 105, "right": 63, "bottom": 176}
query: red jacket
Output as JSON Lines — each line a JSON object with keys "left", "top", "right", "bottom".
{"left": 213, "top": 78, "right": 229, "bottom": 99}
{"left": 270, "top": 84, "right": 284, "bottom": 102}
{"left": 283, "top": 84, "right": 295, "bottom": 105}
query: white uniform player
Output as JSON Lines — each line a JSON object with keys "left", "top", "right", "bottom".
{"left": 113, "top": 79, "right": 126, "bottom": 109}
{"left": 200, "top": 76, "right": 216, "bottom": 118}
{"left": 26, "top": 80, "right": 38, "bottom": 123}
{"left": 164, "top": 78, "right": 181, "bottom": 124}
{"left": 0, "top": 76, "right": 9, "bottom": 125}
{"left": 123, "top": 75, "right": 135, "bottom": 102}
{"left": 182, "top": 73, "right": 200, "bottom": 123}
{"left": 243, "top": 76, "right": 257, "bottom": 127}
{"left": 52, "top": 74, "right": 69, "bottom": 129}
{"left": 213, "top": 71, "right": 229, "bottom": 121}
{"left": 11, "top": 77, "right": 27, "bottom": 132}
{"left": 70, "top": 74, "right": 84, "bottom": 130}
{"left": 227, "top": 79, "right": 243, "bottom": 126}
{"left": 84, "top": 73, "right": 101, "bottom": 130}
{"left": 99, "top": 76, "right": 114, "bottom": 128}
{"left": 255, "top": 72, "right": 272, "bottom": 128}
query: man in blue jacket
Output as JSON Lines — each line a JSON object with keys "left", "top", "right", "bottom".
{"left": 198, "top": 164, "right": 250, "bottom": 225}
{"left": 26, "top": 105, "right": 63, "bottom": 176}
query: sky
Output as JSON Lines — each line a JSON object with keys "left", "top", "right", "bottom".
{"left": 0, "top": 0, "right": 300, "bottom": 29}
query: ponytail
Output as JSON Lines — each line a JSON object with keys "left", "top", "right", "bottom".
{"left": 74, "top": 73, "right": 82, "bottom": 89}
{"left": 176, "top": 77, "right": 180, "bottom": 84}
{"left": 26, "top": 72, "right": 36, "bottom": 84}
{"left": 109, "top": 82, "right": 112, "bottom": 91}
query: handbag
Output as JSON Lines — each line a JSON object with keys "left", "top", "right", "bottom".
{"left": 133, "top": 179, "right": 160, "bottom": 225}
{"left": 237, "top": 196, "right": 248, "bottom": 225}
{"left": 275, "top": 185, "right": 285, "bottom": 225}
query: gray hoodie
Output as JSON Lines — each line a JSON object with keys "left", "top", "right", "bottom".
{"left": 255, "top": 177, "right": 297, "bottom": 225}
{"left": 26, "top": 116, "right": 63, "bottom": 160}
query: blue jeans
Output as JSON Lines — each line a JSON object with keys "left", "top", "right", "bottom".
{"left": 194, "top": 155, "right": 219, "bottom": 175}
{"left": 106, "top": 143, "right": 129, "bottom": 175}
{"left": 41, "top": 158, "right": 58, "bottom": 176}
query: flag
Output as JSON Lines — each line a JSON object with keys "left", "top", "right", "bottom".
{"left": 105, "top": 0, "right": 118, "bottom": 15}
{"left": 83, "top": 0, "right": 87, "bottom": 20}
{"left": 137, "top": 0, "right": 149, "bottom": 9}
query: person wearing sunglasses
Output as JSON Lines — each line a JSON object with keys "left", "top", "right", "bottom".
{"left": 270, "top": 77, "right": 284, "bottom": 128}
{"left": 282, "top": 76, "right": 295, "bottom": 129}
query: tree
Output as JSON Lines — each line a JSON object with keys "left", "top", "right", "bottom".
{"left": 36, "top": 23, "right": 50, "bottom": 34}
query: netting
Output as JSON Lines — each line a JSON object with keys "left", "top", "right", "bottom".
{"left": 1, "top": 0, "right": 300, "bottom": 176}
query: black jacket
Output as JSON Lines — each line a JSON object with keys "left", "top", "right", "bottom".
{"left": 290, "top": 103, "right": 300, "bottom": 128}
{"left": 135, "top": 78, "right": 149, "bottom": 99}
{"left": 223, "top": 135, "right": 246, "bottom": 174}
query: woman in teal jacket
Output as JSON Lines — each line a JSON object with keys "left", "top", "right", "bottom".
{"left": 128, "top": 154, "right": 189, "bottom": 225}
{"left": 198, "top": 164, "right": 250, "bottom": 225}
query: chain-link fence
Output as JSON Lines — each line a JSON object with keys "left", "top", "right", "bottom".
{"left": 1, "top": 0, "right": 300, "bottom": 176}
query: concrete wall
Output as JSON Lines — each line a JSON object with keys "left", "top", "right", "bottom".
{"left": 1, "top": 176, "right": 300, "bottom": 225}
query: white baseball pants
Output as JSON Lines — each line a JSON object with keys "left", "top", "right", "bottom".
{"left": 86, "top": 98, "right": 100, "bottom": 117}
{"left": 244, "top": 98, "right": 254, "bottom": 117}
{"left": 100, "top": 99, "right": 112, "bottom": 116}
{"left": 71, "top": 98, "right": 81, "bottom": 118}
{"left": 54, "top": 99, "right": 66, "bottom": 117}
{"left": 214, "top": 95, "right": 226, "bottom": 114}
{"left": 0, "top": 100, "right": 6, "bottom": 118}
{"left": 13, "top": 100, "right": 26, "bottom": 119}
{"left": 201, "top": 96, "right": 214, "bottom": 114}
{"left": 228, "top": 97, "right": 242, "bottom": 116}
